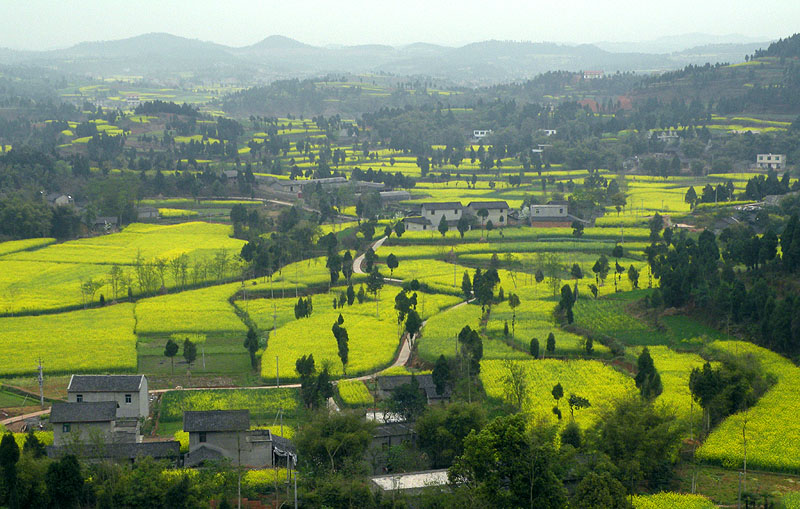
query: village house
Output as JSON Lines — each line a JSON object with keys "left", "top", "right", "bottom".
{"left": 379, "top": 190, "right": 411, "bottom": 203}
{"left": 266, "top": 176, "right": 348, "bottom": 197}
{"left": 92, "top": 216, "right": 118, "bottom": 232}
{"left": 46, "top": 193, "right": 74, "bottom": 207}
{"left": 756, "top": 153, "right": 786, "bottom": 170}
{"left": 420, "top": 202, "right": 462, "bottom": 228}
{"left": 136, "top": 206, "right": 159, "bottom": 220}
{"left": 529, "top": 201, "right": 572, "bottom": 227}
{"left": 583, "top": 70, "right": 604, "bottom": 80}
{"left": 48, "top": 398, "right": 180, "bottom": 463}
{"left": 183, "top": 410, "right": 296, "bottom": 468}
{"left": 651, "top": 129, "right": 680, "bottom": 143}
{"left": 472, "top": 129, "right": 491, "bottom": 139}
{"left": 67, "top": 374, "right": 149, "bottom": 420}
{"left": 371, "top": 422, "right": 417, "bottom": 450}
{"left": 465, "top": 201, "right": 510, "bottom": 227}
{"left": 377, "top": 375, "right": 451, "bottom": 405}
{"left": 223, "top": 169, "right": 239, "bottom": 182}
{"left": 402, "top": 216, "right": 432, "bottom": 232}
{"left": 48, "top": 441, "right": 181, "bottom": 465}
{"left": 51, "top": 401, "right": 118, "bottom": 446}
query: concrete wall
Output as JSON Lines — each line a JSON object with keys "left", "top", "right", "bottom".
{"left": 466, "top": 207, "right": 507, "bottom": 226}
{"left": 188, "top": 430, "right": 272, "bottom": 467}
{"left": 404, "top": 221, "right": 430, "bottom": 232}
{"left": 531, "top": 205, "right": 567, "bottom": 218}
{"left": 420, "top": 206, "right": 461, "bottom": 227}
{"left": 54, "top": 421, "right": 113, "bottom": 446}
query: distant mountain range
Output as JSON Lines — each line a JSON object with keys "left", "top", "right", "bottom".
{"left": 0, "top": 32, "right": 774, "bottom": 85}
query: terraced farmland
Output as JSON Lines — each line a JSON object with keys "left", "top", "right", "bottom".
{"left": 480, "top": 358, "right": 637, "bottom": 428}
{"left": 0, "top": 222, "right": 244, "bottom": 314}
{"left": 0, "top": 303, "right": 137, "bottom": 376}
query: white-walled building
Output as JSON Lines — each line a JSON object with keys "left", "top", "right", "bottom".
{"left": 756, "top": 153, "right": 786, "bottom": 170}
{"left": 420, "top": 202, "right": 463, "bottom": 227}
{"left": 466, "top": 201, "right": 510, "bottom": 226}
{"left": 67, "top": 375, "right": 149, "bottom": 420}
{"left": 183, "top": 410, "right": 296, "bottom": 468}
{"left": 530, "top": 203, "right": 568, "bottom": 218}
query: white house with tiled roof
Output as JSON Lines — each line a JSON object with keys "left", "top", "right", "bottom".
{"left": 465, "top": 201, "right": 509, "bottom": 226}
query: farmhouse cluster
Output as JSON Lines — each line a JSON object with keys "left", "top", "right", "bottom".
{"left": 45, "top": 375, "right": 295, "bottom": 469}
{"left": 402, "top": 199, "right": 576, "bottom": 232}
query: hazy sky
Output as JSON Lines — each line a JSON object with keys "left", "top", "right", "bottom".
{"left": 2, "top": 0, "right": 798, "bottom": 50}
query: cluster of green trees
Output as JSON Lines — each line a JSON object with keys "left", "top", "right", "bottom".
{"left": 689, "top": 355, "right": 772, "bottom": 434}
{"left": 290, "top": 390, "right": 682, "bottom": 508}
{"left": 237, "top": 206, "right": 322, "bottom": 277}
{"left": 1, "top": 431, "right": 263, "bottom": 509}
{"left": 646, "top": 211, "right": 800, "bottom": 357}
{"left": 295, "top": 353, "right": 333, "bottom": 410}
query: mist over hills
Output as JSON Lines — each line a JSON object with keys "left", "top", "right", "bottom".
{"left": 0, "top": 32, "right": 773, "bottom": 85}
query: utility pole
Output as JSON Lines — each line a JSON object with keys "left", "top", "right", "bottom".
{"left": 294, "top": 459, "right": 298, "bottom": 509}
{"left": 237, "top": 432, "right": 242, "bottom": 509}
{"left": 272, "top": 303, "right": 277, "bottom": 334}
{"left": 276, "top": 356, "right": 280, "bottom": 388}
{"left": 37, "top": 357, "right": 44, "bottom": 408}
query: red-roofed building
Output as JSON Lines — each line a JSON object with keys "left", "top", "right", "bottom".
{"left": 578, "top": 99, "right": 599, "bottom": 113}
{"left": 616, "top": 96, "right": 633, "bottom": 110}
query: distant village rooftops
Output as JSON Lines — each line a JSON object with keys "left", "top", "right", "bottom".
{"left": 183, "top": 409, "right": 250, "bottom": 432}
{"left": 50, "top": 401, "right": 117, "bottom": 424}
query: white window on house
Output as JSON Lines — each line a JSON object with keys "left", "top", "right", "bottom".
{"left": 535, "top": 209, "right": 540, "bottom": 214}
{"left": 430, "top": 210, "right": 434, "bottom": 215}
{"left": 560, "top": 209, "right": 563, "bottom": 214}
{"left": 76, "top": 394, "right": 83, "bottom": 402}
{"left": 199, "top": 432, "right": 207, "bottom": 443}
{"left": 63, "top": 424, "right": 71, "bottom": 433}
{"left": 454, "top": 209, "right": 458, "bottom": 214}
{"left": 125, "top": 394, "right": 132, "bottom": 404}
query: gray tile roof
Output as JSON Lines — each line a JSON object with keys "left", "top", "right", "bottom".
{"left": 183, "top": 410, "right": 250, "bottom": 432}
{"left": 272, "top": 434, "right": 297, "bottom": 459}
{"left": 93, "top": 216, "right": 118, "bottom": 225}
{"left": 375, "top": 423, "right": 416, "bottom": 438}
{"left": 184, "top": 445, "right": 226, "bottom": 467}
{"left": 377, "top": 375, "right": 450, "bottom": 399}
{"left": 68, "top": 375, "right": 145, "bottom": 393}
{"left": 50, "top": 401, "right": 117, "bottom": 423}
{"left": 378, "top": 375, "right": 435, "bottom": 391}
{"left": 403, "top": 216, "right": 432, "bottom": 225}
{"left": 47, "top": 441, "right": 180, "bottom": 460}
{"left": 420, "top": 202, "right": 463, "bottom": 211}
{"left": 467, "top": 201, "right": 510, "bottom": 210}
